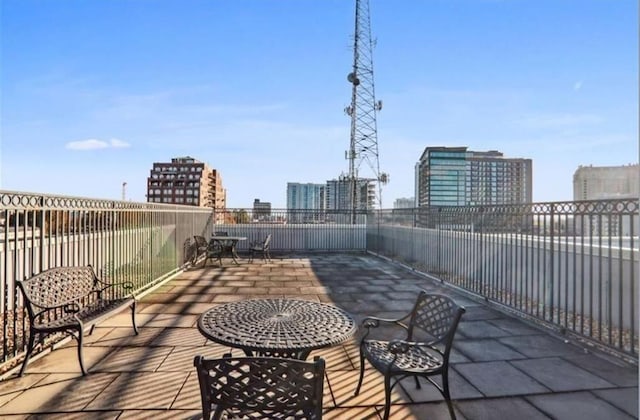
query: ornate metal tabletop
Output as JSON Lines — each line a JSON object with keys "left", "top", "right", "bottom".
{"left": 198, "top": 298, "right": 357, "bottom": 359}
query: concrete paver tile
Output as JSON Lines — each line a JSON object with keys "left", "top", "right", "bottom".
{"left": 454, "top": 361, "right": 549, "bottom": 397}
{"left": 455, "top": 339, "right": 526, "bottom": 362}
{"left": 380, "top": 401, "right": 467, "bottom": 420}
{"left": 140, "top": 313, "right": 198, "bottom": 328}
{"left": 526, "top": 391, "right": 635, "bottom": 420}
{"left": 148, "top": 327, "right": 207, "bottom": 347}
{"left": 309, "top": 345, "right": 356, "bottom": 371}
{"left": 457, "top": 320, "right": 514, "bottom": 339}
{"left": 92, "top": 346, "right": 173, "bottom": 373}
{"left": 511, "top": 357, "right": 614, "bottom": 392}
{"left": 95, "top": 326, "right": 162, "bottom": 347}
{"left": 0, "top": 373, "right": 117, "bottom": 414}
{"left": 563, "top": 353, "right": 639, "bottom": 387}
{"left": 323, "top": 406, "right": 380, "bottom": 419}
{"left": 26, "top": 411, "right": 121, "bottom": 419}
{"left": 398, "top": 370, "right": 483, "bottom": 402}
{"left": 118, "top": 409, "right": 202, "bottom": 419}
{"left": 327, "top": 368, "right": 410, "bottom": 408}
{"left": 456, "top": 397, "right": 549, "bottom": 420}
{"left": 592, "top": 387, "right": 638, "bottom": 417}
{"left": 498, "top": 335, "right": 584, "bottom": 358}
{"left": 156, "top": 345, "right": 229, "bottom": 372}
{"left": 24, "top": 346, "right": 115, "bottom": 375}
{"left": 85, "top": 372, "right": 189, "bottom": 410}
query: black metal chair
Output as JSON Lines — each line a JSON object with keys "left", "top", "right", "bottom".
{"left": 192, "top": 235, "right": 208, "bottom": 265}
{"left": 248, "top": 234, "right": 272, "bottom": 263}
{"left": 203, "top": 238, "right": 224, "bottom": 267}
{"left": 193, "top": 354, "right": 325, "bottom": 420}
{"left": 354, "top": 291, "right": 465, "bottom": 420}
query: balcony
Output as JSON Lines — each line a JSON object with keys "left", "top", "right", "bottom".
{"left": 0, "top": 191, "right": 637, "bottom": 418}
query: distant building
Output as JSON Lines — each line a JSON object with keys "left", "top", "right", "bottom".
{"left": 286, "top": 183, "right": 326, "bottom": 223}
{"left": 253, "top": 199, "right": 271, "bottom": 219}
{"left": 326, "top": 176, "right": 375, "bottom": 211}
{"left": 573, "top": 164, "right": 640, "bottom": 200}
{"left": 394, "top": 197, "right": 415, "bottom": 209}
{"left": 573, "top": 164, "right": 639, "bottom": 236}
{"left": 286, "top": 183, "right": 326, "bottom": 210}
{"left": 146, "top": 156, "right": 226, "bottom": 210}
{"left": 415, "top": 147, "right": 532, "bottom": 207}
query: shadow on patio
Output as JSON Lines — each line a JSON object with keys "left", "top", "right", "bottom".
{"left": 0, "top": 253, "right": 637, "bottom": 419}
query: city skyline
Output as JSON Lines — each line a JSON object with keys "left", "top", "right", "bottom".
{"left": 2, "top": 0, "right": 637, "bottom": 208}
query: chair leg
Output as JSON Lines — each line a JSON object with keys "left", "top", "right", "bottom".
{"left": 76, "top": 327, "right": 88, "bottom": 375}
{"left": 354, "top": 349, "right": 366, "bottom": 396}
{"left": 382, "top": 374, "right": 392, "bottom": 420}
{"left": 131, "top": 301, "right": 139, "bottom": 335}
{"left": 414, "top": 375, "right": 421, "bottom": 389}
{"left": 442, "top": 372, "right": 457, "bottom": 420}
{"left": 19, "top": 329, "right": 37, "bottom": 377}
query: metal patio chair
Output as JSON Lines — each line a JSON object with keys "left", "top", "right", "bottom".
{"left": 354, "top": 291, "right": 465, "bottom": 420}
{"left": 248, "top": 234, "right": 272, "bottom": 263}
{"left": 193, "top": 354, "right": 325, "bottom": 420}
{"left": 203, "top": 238, "right": 224, "bottom": 267}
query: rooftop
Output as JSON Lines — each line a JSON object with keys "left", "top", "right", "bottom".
{"left": 1, "top": 253, "right": 637, "bottom": 419}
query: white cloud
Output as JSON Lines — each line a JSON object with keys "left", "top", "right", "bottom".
{"left": 110, "top": 138, "right": 131, "bottom": 148}
{"left": 65, "top": 138, "right": 131, "bottom": 151}
{"left": 574, "top": 80, "right": 583, "bottom": 91}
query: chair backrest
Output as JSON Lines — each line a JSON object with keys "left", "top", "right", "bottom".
{"left": 263, "top": 234, "right": 272, "bottom": 249}
{"left": 193, "top": 235, "right": 208, "bottom": 249}
{"left": 194, "top": 355, "right": 325, "bottom": 420}
{"left": 408, "top": 291, "right": 465, "bottom": 350}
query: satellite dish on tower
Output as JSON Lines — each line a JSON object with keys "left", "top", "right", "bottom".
{"left": 347, "top": 72, "right": 360, "bottom": 86}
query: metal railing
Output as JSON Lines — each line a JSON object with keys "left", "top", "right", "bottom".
{"left": 0, "top": 191, "right": 213, "bottom": 370}
{"left": 1, "top": 191, "right": 637, "bottom": 369}
{"left": 367, "top": 199, "right": 639, "bottom": 359}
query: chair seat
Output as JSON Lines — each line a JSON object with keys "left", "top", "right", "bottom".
{"left": 362, "top": 339, "right": 444, "bottom": 374}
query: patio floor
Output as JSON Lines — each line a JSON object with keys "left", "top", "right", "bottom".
{"left": 0, "top": 253, "right": 637, "bottom": 419}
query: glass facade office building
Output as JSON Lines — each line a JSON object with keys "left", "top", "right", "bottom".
{"left": 416, "top": 147, "right": 532, "bottom": 207}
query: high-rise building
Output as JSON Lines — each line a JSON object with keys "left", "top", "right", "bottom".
{"left": 146, "top": 156, "right": 226, "bottom": 209}
{"left": 393, "top": 197, "right": 415, "bottom": 209}
{"left": 415, "top": 147, "right": 532, "bottom": 207}
{"left": 286, "top": 183, "right": 326, "bottom": 223}
{"left": 573, "top": 164, "right": 640, "bottom": 200}
{"left": 253, "top": 199, "right": 271, "bottom": 219}
{"left": 326, "top": 176, "right": 375, "bottom": 211}
{"left": 286, "top": 183, "right": 325, "bottom": 210}
{"left": 572, "top": 164, "right": 639, "bottom": 236}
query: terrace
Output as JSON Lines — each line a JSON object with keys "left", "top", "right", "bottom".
{"left": 0, "top": 192, "right": 637, "bottom": 419}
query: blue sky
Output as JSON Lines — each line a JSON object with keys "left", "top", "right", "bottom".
{"left": 1, "top": 0, "right": 637, "bottom": 208}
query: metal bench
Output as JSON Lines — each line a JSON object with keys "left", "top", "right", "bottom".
{"left": 17, "top": 265, "right": 138, "bottom": 376}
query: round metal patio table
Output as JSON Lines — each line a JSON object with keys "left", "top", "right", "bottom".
{"left": 197, "top": 298, "right": 357, "bottom": 359}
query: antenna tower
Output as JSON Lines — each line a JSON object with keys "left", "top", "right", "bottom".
{"left": 344, "top": 0, "right": 388, "bottom": 217}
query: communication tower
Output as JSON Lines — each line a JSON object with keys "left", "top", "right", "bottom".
{"left": 344, "top": 0, "right": 388, "bottom": 215}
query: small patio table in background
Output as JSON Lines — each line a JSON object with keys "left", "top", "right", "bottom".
{"left": 197, "top": 298, "right": 357, "bottom": 359}
{"left": 209, "top": 235, "right": 246, "bottom": 265}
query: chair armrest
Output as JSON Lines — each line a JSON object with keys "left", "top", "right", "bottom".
{"left": 360, "top": 314, "right": 411, "bottom": 341}
{"left": 96, "top": 278, "right": 135, "bottom": 295}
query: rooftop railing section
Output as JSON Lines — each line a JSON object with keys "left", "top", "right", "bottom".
{"left": 0, "top": 190, "right": 637, "bottom": 372}
{"left": 367, "top": 199, "right": 639, "bottom": 360}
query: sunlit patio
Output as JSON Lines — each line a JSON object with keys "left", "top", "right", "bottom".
{"left": 0, "top": 253, "right": 636, "bottom": 419}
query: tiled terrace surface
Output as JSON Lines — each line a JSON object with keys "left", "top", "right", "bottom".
{"left": 0, "top": 253, "right": 637, "bottom": 419}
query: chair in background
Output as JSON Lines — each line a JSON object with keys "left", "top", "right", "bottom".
{"left": 354, "top": 291, "right": 465, "bottom": 420}
{"left": 248, "top": 234, "right": 272, "bottom": 263}
{"left": 193, "top": 355, "right": 325, "bottom": 420}
{"left": 203, "top": 239, "right": 223, "bottom": 267}
{"left": 192, "top": 235, "right": 208, "bottom": 265}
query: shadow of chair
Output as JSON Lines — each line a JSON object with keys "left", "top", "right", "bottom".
{"left": 248, "top": 234, "right": 272, "bottom": 263}
{"left": 194, "top": 354, "right": 325, "bottom": 419}
{"left": 354, "top": 291, "right": 465, "bottom": 420}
